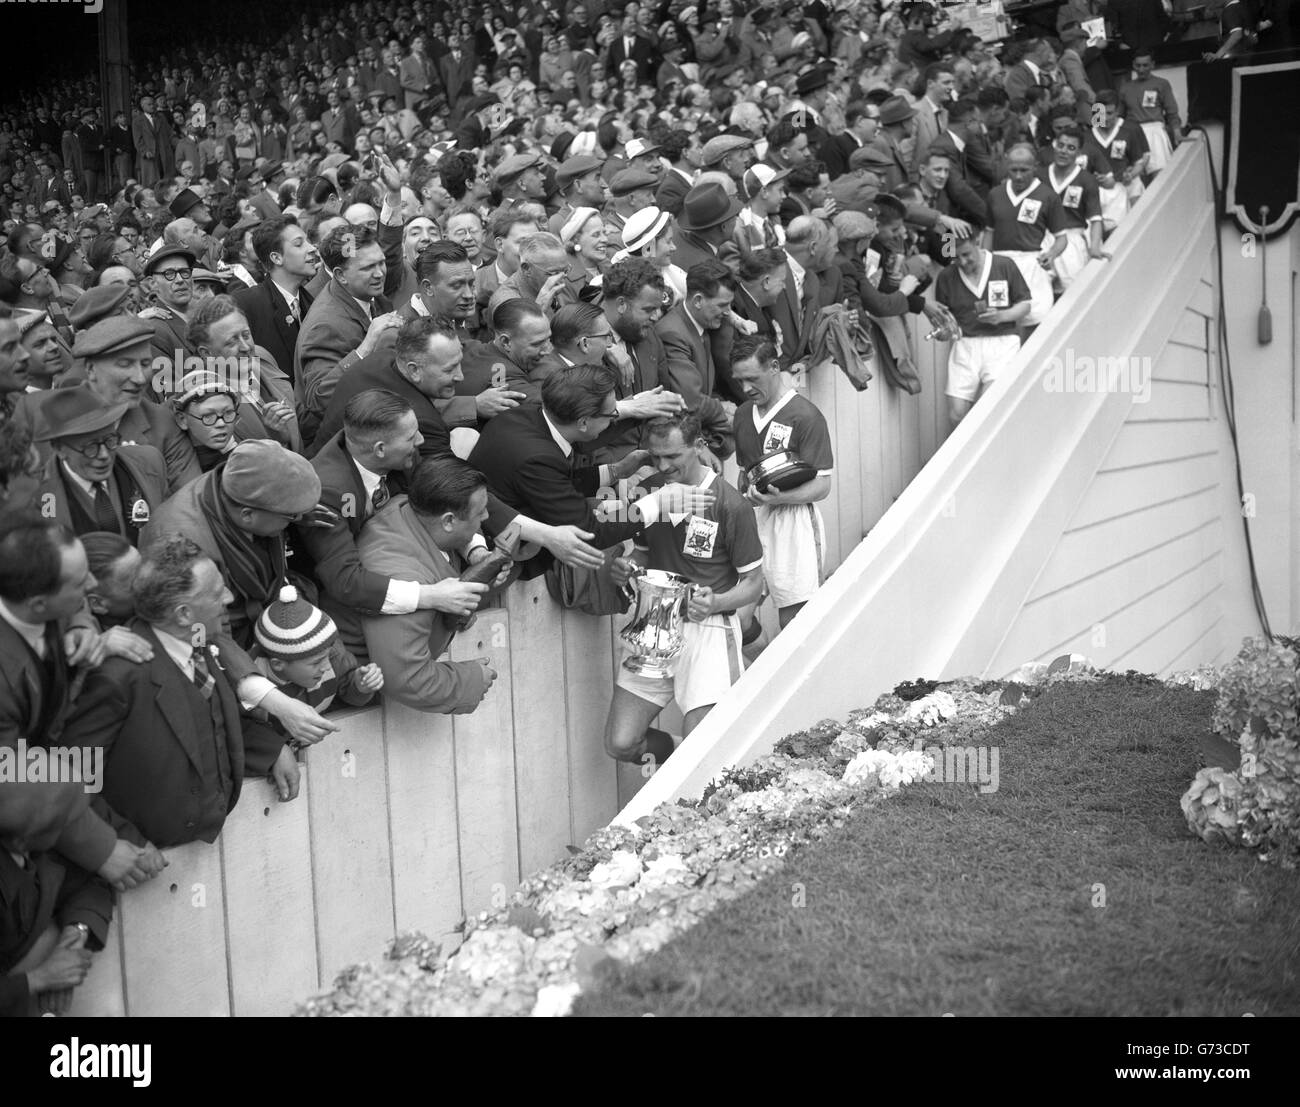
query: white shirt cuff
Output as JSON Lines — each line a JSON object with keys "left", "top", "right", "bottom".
{"left": 382, "top": 578, "right": 422, "bottom": 615}
{"left": 380, "top": 196, "right": 401, "bottom": 226}
{"left": 237, "top": 674, "right": 276, "bottom": 711}
{"left": 633, "top": 491, "right": 661, "bottom": 525}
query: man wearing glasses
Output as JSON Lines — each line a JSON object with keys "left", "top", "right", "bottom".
{"left": 33, "top": 385, "right": 168, "bottom": 547}
{"left": 6, "top": 316, "right": 202, "bottom": 494}
{"left": 818, "top": 102, "right": 881, "bottom": 181}
{"left": 139, "top": 244, "right": 198, "bottom": 371}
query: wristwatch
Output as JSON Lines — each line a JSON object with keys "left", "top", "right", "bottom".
{"left": 71, "top": 922, "right": 91, "bottom": 941}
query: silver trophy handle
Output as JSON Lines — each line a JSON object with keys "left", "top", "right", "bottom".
{"left": 620, "top": 562, "right": 646, "bottom": 604}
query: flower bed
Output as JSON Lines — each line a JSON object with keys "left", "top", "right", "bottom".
{"left": 1179, "top": 637, "right": 1300, "bottom": 866}
{"left": 296, "top": 656, "right": 1104, "bottom": 1017}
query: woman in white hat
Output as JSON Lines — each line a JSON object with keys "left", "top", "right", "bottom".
{"left": 609, "top": 205, "right": 686, "bottom": 306}
{"left": 558, "top": 206, "right": 609, "bottom": 300}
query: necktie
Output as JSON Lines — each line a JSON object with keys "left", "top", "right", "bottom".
{"left": 93, "top": 482, "right": 120, "bottom": 533}
{"left": 191, "top": 650, "right": 215, "bottom": 700}
{"left": 288, "top": 292, "right": 301, "bottom": 323}
{"left": 371, "top": 477, "right": 390, "bottom": 513}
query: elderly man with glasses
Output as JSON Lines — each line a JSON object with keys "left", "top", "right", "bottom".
{"left": 32, "top": 385, "right": 168, "bottom": 547}
{"left": 5, "top": 316, "right": 202, "bottom": 494}
{"left": 139, "top": 244, "right": 199, "bottom": 371}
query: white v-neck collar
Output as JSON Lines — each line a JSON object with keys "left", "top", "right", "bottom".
{"left": 751, "top": 388, "right": 796, "bottom": 432}
{"left": 1006, "top": 178, "right": 1040, "bottom": 206}
{"left": 958, "top": 250, "right": 994, "bottom": 299}
{"left": 1048, "top": 163, "right": 1082, "bottom": 192}
{"left": 1092, "top": 121, "right": 1123, "bottom": 148}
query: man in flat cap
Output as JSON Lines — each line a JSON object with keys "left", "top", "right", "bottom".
{"left": 7, "top": 316, "right": 200, "bottom": 493}
{"left": 33, "top": 385, "right": 167, "bottom": 547}
{"left": 139, "top": 244, "right": 199, "bottom": 371}
{"left": 700, "top": 134, "right": 756, "bottom": 190}
{"left": 548, "top": 155, "right": 608, "bottom": 238}
{"left": 66, "top": 283, "right": 132, "bottom": 332}
{"left": 606, "top": 168, "right": 659, "bottom": 234}
{"left": 142, "top": 438, "right": 322, "bottom": 648}
{"left": 493, "top": 152, "right": 548, "bottom": 211}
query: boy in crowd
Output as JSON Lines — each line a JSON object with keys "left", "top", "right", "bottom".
{"left": 242, "top": 584, "right": 384, "bottom": 753}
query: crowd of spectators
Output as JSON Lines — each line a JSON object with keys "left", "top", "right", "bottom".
{"left": 1, "top": 0, "right": 1231, "bottom": 1015}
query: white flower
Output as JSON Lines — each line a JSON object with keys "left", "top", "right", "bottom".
{"left": 903, "top": 691, "right": 958, "bottom": 727}
{"left": 531, "top": 982, "right": 581, "bottom": 1017}
{"left": 641, "top": 854, "right": 692, "bottom": 889}
{"left": 843, "top": 749, "right": 892, "bottom": 788}
{"left": 844, "top": 748, "right": 934, "bottom": 792}
{"left": 587, "top": 850, "right": 643, "bottom": 890}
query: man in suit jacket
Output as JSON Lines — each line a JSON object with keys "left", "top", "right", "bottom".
{"left": 301, "top": 390, "right": 492, "bottom": 658}
{"left": 359, "top": 458, "right": 498, "bottom": 714}
{"left": 295, "top": 224, "right": 398, "bottom": 446}
{"left": 437, "top": 35, "right": 476, "bottom": 106}
{"left": 233, "top": 216, "right": 319, "bottom": 385}
{"left": 0, "top": 519, "right": 171, "bottom": 897}
{"left": 819, "top": 104, "right": 882, "bottom": 181}
{"left": 607, "top": 20, "right": 659, "bottom": 83}
{"left": 33, "top": 387, "right": 168, "bottom": 548}
{"left": 867, "top": 96, "right": 918, "bottom": 194}
{"left": 400, "top": 36, "right": 437, "bottom": 110}
{"left": 929, "top": 98, "right": 1000, "bottom": 195}
{"left": 62, "top": 535, "right": 298, "bottom": 848}
{"left": 319, "top": 91, "right": 359, "bottom": 150}
{"left": 468, "top": 365, "right": 648, "bottom": 577}
{"left": 911, "top": 63, "right": 957, "bottom": 181}
{"left": 0, "top": 780, "right": 114, "bottom": 1017}
{"left": 0, "top": 520, "right": 102, "bottom": 752}
{"left": 130, "top": 96, "right": 173, "bottom": 188}
{"left": 106, "top": 112, "right": 134, "bottom": 193}
{"left": 771, "top": 217, "right": 830, "bottom": 369}
{"left": 315, "top": 318, "right": 622, "bottom": 579}
{"left": 654, "top": 261, "right": 738, "bottom": 460}
{"left": 1003, "top": 40, "right": 1056, "bottom": 107}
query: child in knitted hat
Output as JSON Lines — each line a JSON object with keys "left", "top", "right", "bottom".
{"left": 246, "top": 584, "right": 384, "bottom": 741}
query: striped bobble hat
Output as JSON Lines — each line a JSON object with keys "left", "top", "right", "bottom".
{"left": 255, "top": 584, "right": 338, "bottom": 660}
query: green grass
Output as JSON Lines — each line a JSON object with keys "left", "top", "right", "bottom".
{"left": 575, "top": 677, "right": 1300, "bottom": 1016}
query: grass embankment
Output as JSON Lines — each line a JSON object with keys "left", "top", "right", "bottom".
{"left": 577, "top": 676, "right": 1300, "bottom": 1016}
